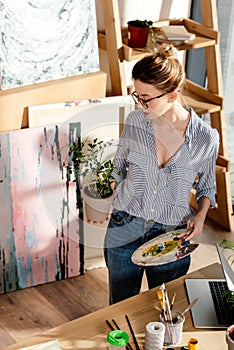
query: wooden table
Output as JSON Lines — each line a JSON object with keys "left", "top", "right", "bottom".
{"left": 5, "top": 263, "right": 228, "bottom": 349}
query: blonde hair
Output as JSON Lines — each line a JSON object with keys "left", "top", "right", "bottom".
{"left": 132, "top": 43, "right": 185, "bottom": 93}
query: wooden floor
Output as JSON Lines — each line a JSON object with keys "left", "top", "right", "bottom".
{"left": 0, "top": 218, "right": 233, "bottom": 349}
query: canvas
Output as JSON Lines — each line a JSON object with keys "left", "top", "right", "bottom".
{"left": 0, "top": 0, "right": 99, "bottom": 89}
{"left": 0, "top": 122, "right": 83, "bottom": 294}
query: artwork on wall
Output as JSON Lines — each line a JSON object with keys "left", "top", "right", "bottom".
{"left": 0, "top": 122, "right": 83, "bottom": 294}
{"left": 0, "top": 0, "right": 99, "bottom": 89}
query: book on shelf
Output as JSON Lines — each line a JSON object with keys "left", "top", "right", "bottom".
{"left": 161, "top": 25, "right": 196, "bottom": 41}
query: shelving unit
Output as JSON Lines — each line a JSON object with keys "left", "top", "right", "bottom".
{"left": 120, "top": 18, "right": 219, "bottom": 58}
{"left": 98, "top": 0, "right": 234, "bottom": 231}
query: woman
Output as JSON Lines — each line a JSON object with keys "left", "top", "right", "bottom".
{"left": 104, "top": 44, "right": 219, "bottom": 304}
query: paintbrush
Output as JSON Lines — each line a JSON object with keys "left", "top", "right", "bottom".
{"left": 162, "top": 283, "right": 173, "bottom": 323}
{"left": 157, "top": 288, "right": 167, "bottom": 321}
{"left": 170, "top": 292, "right": 176, "bottom": 310}
{"left": 125, "top": 314, "right": 140, "bottom": 350}
{"left": 172, "top": 297, "right": 199, "bottom": 323}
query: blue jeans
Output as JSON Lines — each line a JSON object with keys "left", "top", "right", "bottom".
{"left": 104, "top": 210, "right": 190, "bottom": 304}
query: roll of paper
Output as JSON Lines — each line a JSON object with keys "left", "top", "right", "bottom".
{"left": 144, "top": 321, "right": 165, "bottom": 350}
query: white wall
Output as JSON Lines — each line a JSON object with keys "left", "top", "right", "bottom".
{"left": 96, "top": 0, "right": 191, "bottom": 29}
{"left": 95, "top": 0, "right": 192, "bottom": 93}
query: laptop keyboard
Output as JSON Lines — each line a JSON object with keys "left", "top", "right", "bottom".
{"left": 208, "top": 280, "right": 232, "bottom": 326}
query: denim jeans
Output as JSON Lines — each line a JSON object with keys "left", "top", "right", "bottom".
{"left": 104, "top": 210, "right": 190, "bottom": 304}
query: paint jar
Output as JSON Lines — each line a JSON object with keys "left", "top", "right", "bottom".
{"left": 188, "top": 337, "right": 199, "bottom": 350}
{"left": 107, "top": 330, "right": 129, "bottom": 349}
{"left": 160, "top": 310, "right": 185, "bottom": 346}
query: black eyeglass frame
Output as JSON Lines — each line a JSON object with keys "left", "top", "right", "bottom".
{"left": 131, "top": 91, "right": 167, "bottom": 109}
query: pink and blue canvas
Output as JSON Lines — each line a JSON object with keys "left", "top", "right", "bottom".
{"left": 0, "top": 123, "right": 83, "bottom": 294}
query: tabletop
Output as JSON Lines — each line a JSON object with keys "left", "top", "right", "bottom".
{"left": 4, "top": 263, "right": 228, "bottom": 350}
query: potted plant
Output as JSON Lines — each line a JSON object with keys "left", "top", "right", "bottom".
{"left": 67, "top": 137, "right": 116, "bottom": 224}
{"left": 127, "top": 19, "right": 153, "bottom": 48}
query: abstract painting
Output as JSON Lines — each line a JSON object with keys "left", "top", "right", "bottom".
{"left": 0, "top": 0, "right": 99, "bottom": 89}
{"left": 0, "top": 122, "right": 83, "bottom": 294}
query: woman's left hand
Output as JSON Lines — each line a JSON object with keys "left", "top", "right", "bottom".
{"left": 184, "top": 196, "right": 210, "bottom": 241}
{"left": 185, "top": 215, "right": 204, "bottom": 240}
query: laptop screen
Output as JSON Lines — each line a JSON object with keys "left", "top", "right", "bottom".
{"left": 184, "top": 243, "right": 234, "bottom": 328}
{"left": 216, "top": 243, "right": 234, "bottom": 292}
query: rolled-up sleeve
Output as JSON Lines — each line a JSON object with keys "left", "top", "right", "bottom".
{"left": 194, "top": 130, "right": 219, "bottom": 208}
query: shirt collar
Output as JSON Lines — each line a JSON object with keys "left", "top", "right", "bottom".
{"left": 183, "top": 106, "right": 197, "bottom": 142}
{"left": 139, "top": 106, "right": 198, "bottom": 142}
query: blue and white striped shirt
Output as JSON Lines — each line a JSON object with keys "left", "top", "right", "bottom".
{"left": 112, "top": 107, "right": 219, "bottom": 226}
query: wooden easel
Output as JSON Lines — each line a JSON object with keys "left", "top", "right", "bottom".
{"left": 98, "top": 0, "right": 234, "bottom": 231}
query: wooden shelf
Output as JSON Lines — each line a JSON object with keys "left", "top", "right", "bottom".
{"left": 183, "top": 92, "right": 221, "bottom": 115}
{"left": 164, "top": 17, "right": 219, "bottom": 44}
{"left": 182, "top": 79, "right": 223, "bottom": 115}
{"left": 154, "top": 17, "right": 218, "bottom": 38}
{"left": 98, "top": 18, "right": 219, "bottom": 62}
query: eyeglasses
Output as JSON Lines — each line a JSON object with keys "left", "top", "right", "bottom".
{"left": 131, "top": 91, "right": 167, "bottom": 109}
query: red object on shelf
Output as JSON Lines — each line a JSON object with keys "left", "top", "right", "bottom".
{"left": 128, "top": 25, "right": 149, "bottom": 48}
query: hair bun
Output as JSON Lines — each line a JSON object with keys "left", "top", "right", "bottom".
{"left": 158, "top": 43, "right": 178, "bottom": 59}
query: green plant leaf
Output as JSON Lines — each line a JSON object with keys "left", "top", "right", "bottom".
{"left": 65, "top": 137, "right": 116, "bottom": 199}
{"left": 221, "top": 239, "right": 234, "bottom": 251}
{"left": 128, "top": 19, "right": 153, "bottom": 28}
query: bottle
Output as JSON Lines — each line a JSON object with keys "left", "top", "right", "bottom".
{"left": 107, "top": 330, "right": 129, "bottom": 349}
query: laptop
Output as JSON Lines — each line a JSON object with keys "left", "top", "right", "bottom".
{"left": 185, "top": 243, "right": 234, "bottom": 328}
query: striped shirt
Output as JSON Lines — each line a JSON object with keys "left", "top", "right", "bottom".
{"left": 112, "top": 107, "right": 219, "bottom": 226}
